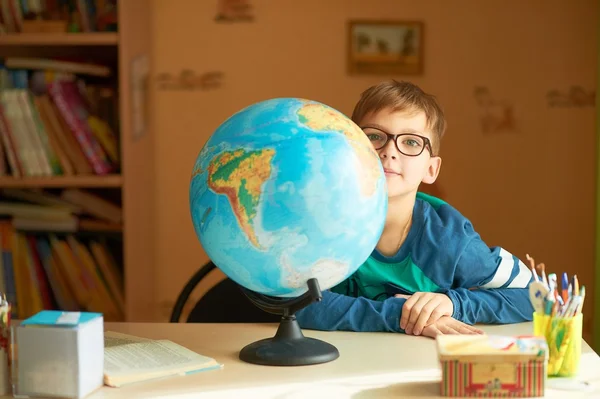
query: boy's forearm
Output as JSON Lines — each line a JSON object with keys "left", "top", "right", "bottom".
{"left": 295, "top": 290, "right": 406, "bottom": 332}
{"left": 446, "top": 287, "right": 534, "bottom": 325}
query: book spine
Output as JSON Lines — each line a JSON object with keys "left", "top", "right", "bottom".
{"left": 0, "top": 103, "right": 22, "bottom": 177}
{"left": 0, "top": 223, "right": 17, "bottom": 318}
{"left": 1, "top": 91, "right": 39, "bottom": 176}
{"left": 26, "top": 92, "right": 63, "bottom": 175}
{"left": 47, "top": 81, "right": 112, "bottom": 175}
{"left": 16, "top": 90, "right": 53, "bottom": 176}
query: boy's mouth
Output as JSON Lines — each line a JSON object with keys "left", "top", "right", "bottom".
{"left": 383, "top": 167, "right": 400, "bottom": 176}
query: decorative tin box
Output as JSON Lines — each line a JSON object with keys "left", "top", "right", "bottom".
{"left": 436, "top": 335, "right": 548, "bottom": 397}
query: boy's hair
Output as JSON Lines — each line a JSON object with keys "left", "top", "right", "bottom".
{"left": 351, "top": 80, "right": 447, "bottom": 155}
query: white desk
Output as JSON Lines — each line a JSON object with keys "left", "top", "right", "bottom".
{"left": 15, "top": 322, "right": 600, "bottom": 398}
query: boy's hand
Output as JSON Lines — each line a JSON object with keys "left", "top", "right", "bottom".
{"left": 420, "top": 316, "right": 484, "bottom": 339}
{"left": 396, "top": 292, "right": 454, "bottom": 335}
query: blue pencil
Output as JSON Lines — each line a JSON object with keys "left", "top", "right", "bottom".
{"left": 561, "top": 272, "right": 569, "bottom": 303}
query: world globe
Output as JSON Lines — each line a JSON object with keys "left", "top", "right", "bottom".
{"left": 189, "top": 97, "right": 387, "bottom": 301}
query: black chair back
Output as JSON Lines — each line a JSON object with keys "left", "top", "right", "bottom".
{"left": 170, "top": 261, "right": 279, "bottom": 323}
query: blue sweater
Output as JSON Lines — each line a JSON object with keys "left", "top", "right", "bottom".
{"left": 296, "top": 193, "right": 534, "bottom": 333}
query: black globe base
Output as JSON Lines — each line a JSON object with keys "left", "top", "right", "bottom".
{"left": 238, "top": 278, "right": 339, "bottom": 366}
{"left": 239, "top": 316, "right": 339, "bottom": 366}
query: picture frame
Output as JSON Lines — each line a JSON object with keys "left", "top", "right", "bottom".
{"left": 347, "top": 20, "right": 424, "bottom": 75}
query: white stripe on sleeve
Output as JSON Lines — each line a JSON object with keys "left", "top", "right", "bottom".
{"left": 480, "top": 248, "right": 514, "bottom": 289}
{"left": 507, "top": 260, "right": 533, "bottom": 288}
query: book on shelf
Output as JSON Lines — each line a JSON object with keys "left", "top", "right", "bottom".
{"left": 104, "top": 331, "right": 223, "bottom": 388}
{"left": 0, "top": 0, "right": 118, "bottom": 35}
{"left": 0, "top": 187, "right": 124, "bottom": 321}
{"left": 0, "top": 60, "right": 120, "bottom": 178}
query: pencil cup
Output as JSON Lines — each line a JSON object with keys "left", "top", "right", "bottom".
{"left": 533, "top": 312, "right": 582, "bottom": 377}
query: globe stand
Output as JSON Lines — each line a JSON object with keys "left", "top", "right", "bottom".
{"left": 238, "top": 278, "right": 340, "bottom": 366}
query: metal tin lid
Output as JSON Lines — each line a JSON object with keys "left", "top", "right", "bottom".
{"left": 437, "top": 335, "right": 548, "bottom": 363}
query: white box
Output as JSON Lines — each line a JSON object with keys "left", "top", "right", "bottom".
{"left": 14, "top": 311, "right": 104, "bottom": 398}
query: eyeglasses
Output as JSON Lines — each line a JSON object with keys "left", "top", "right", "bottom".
{"left": 362, "top": 127, "right": 434, "bottom": 157}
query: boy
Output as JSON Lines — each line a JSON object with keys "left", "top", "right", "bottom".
{"left": 296, "top": 80, "right": 534, "bottom": 338}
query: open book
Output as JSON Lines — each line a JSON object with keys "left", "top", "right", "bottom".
{"left": 103, "top": 331, "right": 223, "bottom": 387}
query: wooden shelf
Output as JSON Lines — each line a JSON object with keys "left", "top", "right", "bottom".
{"left": 0, "top": 1, "right": 156, "bottom": 323}
{"left": 0, "top": 32, "right": 118, "bottom": 46}
{"left": 0, "top": 175, "right": 122, "bottom": 188}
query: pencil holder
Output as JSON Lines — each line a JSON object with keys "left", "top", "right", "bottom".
{"left": 533, "top": 312, "right": 582, "bottom": 377}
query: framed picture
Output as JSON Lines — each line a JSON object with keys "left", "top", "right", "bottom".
{"left": 347, "top": 20, "right": 424, "bottom": 75}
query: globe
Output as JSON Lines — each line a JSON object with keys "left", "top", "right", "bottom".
{"left": 189, "top": 97, "right": 387, "bottom": 300}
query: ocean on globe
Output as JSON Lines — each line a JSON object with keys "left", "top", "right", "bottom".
{"left": 189, "top": 98, "right": 387, "bottom": 298}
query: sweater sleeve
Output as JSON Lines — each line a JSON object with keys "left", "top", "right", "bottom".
{"left": 446, "top": 233, "right": 534, "bottom": 325}
{"left": 447, "top": 286, "right": 534, "bottom": 325}
{"left": 295, "top": 289, "right": 407, "bottom": 332}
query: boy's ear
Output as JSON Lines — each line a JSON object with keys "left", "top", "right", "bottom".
{"left": 422, "top": 156, "right": 442, "bottom": 184}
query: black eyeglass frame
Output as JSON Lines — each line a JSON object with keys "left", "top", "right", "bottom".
{"left": 362, "top": 128, "right": 434, "bottom": 157}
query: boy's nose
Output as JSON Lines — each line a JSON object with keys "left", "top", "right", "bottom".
{"left": 378, "top": 140, "right": 398, "bottom": 160}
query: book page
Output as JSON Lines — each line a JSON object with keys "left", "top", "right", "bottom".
{"left": 104, "top": 339, "right": 220, "bottom": 378}
{"left": 104, "top": 331, "right": 152, "bottom": 348}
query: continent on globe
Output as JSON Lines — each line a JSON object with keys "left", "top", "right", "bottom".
{"left": 296, "top": 103, "right": 381, "bottom": 197}
{"left": 207, "top": 148, "right": 275, "bottom": 248}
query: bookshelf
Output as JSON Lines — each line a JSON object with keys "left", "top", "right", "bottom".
{"left": 0, "top": 175, "right": 122, "bottom": 188}
{"left": 0, "top": 1, "right": 156, "bottom": 322}
{"left": 0, "top": 33, "right": 119, "bottom": 46}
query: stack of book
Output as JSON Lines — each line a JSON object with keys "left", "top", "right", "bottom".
{"left": 0, "top": 57, "right": 119, "bottom": 177}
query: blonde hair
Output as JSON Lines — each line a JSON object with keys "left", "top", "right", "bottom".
{"left": 351, "top": 80, "right": 447, "bottom": 155}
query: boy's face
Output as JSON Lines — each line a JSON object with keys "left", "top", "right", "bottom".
{"left": 359, "top": 108, "right": 442, "bottom": 199}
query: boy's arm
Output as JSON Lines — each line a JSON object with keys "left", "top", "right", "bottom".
{"left": 446, "top": 235, "right": 534, "bottom": 325}
{"left": 446, "top": 285, "right": 533, "bottom": 325}
{"left": 295, "top": 289, "right": 407, "bottom": 332}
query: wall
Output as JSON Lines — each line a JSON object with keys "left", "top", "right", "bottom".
{"left": 151, "top": 0, "right": 598, "bottom": 340}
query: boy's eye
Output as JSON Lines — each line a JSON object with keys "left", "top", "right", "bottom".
{"left": 401, "top": 136, "right": 424, "bottom": 147}
{"left": 403, "top": 139, "right": 421, "bottom": 147}
{"left": 363, "top": 130, "right": 386, "bottom": 141}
